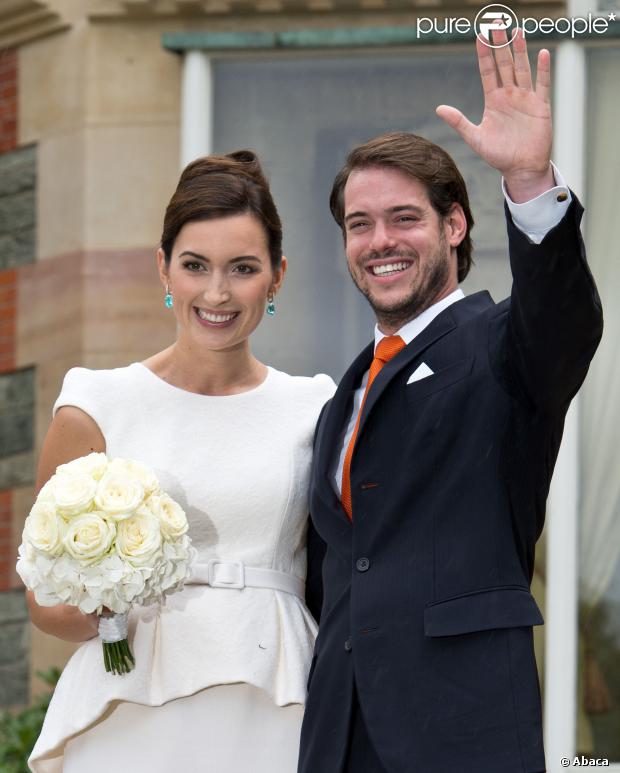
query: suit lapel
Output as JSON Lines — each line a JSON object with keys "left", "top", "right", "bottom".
{"left": 356, "top": 291, "right": 494, "bottom": 445}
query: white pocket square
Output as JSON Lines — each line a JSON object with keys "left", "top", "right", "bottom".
{"left": 407, "top": 363, "right": 434, "bottom": 384}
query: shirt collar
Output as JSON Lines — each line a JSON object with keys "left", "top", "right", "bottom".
{"left": 374, "top": 288, "right": 465, "bottom": 349}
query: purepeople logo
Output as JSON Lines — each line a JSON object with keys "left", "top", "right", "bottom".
{"left": 416, "top": 2, "right": 617, "bottom": 44}
{"left": 475, "top": 4, "right": 518, "bottom": 47}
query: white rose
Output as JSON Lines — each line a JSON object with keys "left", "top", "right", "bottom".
{"left": 36, "top": 478, "right": 57, "bottom": 504}
{"left": 116, "top": 511, "right": 162, "bottom": 567}
{"left": 57, "top": 452, "right": 109, "bottom": 481}
{"left": 52, "top": 473, "right": 97, "bottom": 517}
{"left": 147, "top": 494, "right": 188, "bottom": 541}
{"left": 95, "top": 472, "right": 145, "bottom": 520}
{"left": 22, "top": 501, "right": 65, "bottom": 556}
{"left": 108, "top": 458, "right": 160, "bottom": 496}
{"left": 63, "top": 512, "right": 116, "bottom": 564}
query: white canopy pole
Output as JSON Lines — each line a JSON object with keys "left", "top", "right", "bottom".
{"left": 180, "top": 50, "right": 213, "bottom": 168}
{"left": 544, "top": 31, "right": 586, "bottom": 773}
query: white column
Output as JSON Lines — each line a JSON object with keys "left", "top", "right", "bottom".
{"left": 180, "top": 50, "right": 213, "bottom": 168}
{"left": 544, "top": 35, "right": 586, "bottom": 773}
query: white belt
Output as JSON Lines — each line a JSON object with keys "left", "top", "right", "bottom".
{"left": 188, "top": 559, "right": 305, "bottom": 599}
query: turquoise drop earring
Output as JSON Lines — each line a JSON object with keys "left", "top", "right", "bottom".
{"left": 266, "top": 294, "right": 276, "bottom": 316}
{"left": 164, "top": 284, "right": 173, "bottom": 309}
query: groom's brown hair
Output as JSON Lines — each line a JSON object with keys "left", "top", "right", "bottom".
{"left": 329, "top": 131, "right": 475, "bottom": 282}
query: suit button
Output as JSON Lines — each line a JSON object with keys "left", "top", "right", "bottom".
{"left": 344, "top": 637, "right": 353, "bottom": 652}
{"left": 356, "top": 557, "right": 370, "bottom": 572}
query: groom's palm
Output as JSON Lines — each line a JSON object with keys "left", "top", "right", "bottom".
{"left": 472, "top": 87, "right": 552, "bottom": 175}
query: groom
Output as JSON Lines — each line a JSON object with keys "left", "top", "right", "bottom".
{"left": 300, "top": 29, "right": 603, "bottom": 773}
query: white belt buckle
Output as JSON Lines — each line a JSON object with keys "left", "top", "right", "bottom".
{"left": 206, "top": 559, "right": 245, "bottom": 589}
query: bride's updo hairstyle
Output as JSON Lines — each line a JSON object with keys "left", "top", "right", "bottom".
{"left": 160, "top": 150, "right": 283, "bottom": 270}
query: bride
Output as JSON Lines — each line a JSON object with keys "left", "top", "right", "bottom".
{"left": 26, "top": 150, "right": 335, "bottom": 772}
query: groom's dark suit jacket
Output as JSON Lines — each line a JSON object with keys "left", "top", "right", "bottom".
{"left": 300, "top": 199, "right": 603, "bottom": 773}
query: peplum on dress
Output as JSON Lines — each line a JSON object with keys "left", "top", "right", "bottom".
{"left": 28, "top": 363, "right": 335, "bottom": 773}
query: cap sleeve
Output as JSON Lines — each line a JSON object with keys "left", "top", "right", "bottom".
{"left": 53, "top": 367, "right": 107, "bottom": 436}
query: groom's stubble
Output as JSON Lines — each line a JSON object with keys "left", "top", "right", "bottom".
{"left": 346, "top": 228, "right": 451, "bottom": 332}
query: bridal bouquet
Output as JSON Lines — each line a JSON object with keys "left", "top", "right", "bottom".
{"left": 17, "top": 453, "right": 194, "bottom": 675}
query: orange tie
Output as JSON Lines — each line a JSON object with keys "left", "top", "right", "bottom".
{"left": 341, "top": 335, "right": 406, "bottom": 520}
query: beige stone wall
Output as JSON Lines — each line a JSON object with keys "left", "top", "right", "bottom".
{"left": 19, "top": 21, "right": 181, "bottom": 258}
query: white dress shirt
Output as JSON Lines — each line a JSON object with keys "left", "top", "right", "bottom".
{"left": 332, "top": 167, "right": 572, "bottom": 497}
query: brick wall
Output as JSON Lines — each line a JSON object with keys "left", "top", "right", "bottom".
{"left": 0, "top": 46, "right": 18, "bottom": 376}
{"left": 0, "top": 47, "right": 31, "bottom": 708}
{"left": 0, "top": 43, "right": 36, "bottom": 598}
{"left": 0, "top": 49, "right": 17, "bottom": 154}
{"left": 0, "top": 268, "right": 15, "bottom": 373}
{"left": 0, "top": 46, "right": 19, "bottom": 600}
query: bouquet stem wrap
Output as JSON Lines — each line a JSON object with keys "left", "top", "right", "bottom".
{"left": 99, "top": 613, "right": 134, "bottom": 675}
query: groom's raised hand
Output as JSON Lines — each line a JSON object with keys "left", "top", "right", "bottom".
{"left": 436, "top": 28, "right": 554, "bottom": 202}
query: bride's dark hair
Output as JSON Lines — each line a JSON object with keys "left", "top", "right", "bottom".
{"left": 160, "top": 150, "right": 283, "bottom": 269}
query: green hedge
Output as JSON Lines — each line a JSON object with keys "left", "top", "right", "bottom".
{"left": 0, "top": 669, "right": 60, "bottom": 773}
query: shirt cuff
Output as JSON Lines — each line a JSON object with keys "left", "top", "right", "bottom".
{"left": 502, "top": 162, "right": 572, "bottom": 245}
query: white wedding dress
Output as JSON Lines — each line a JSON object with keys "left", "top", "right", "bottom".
{"left": 28, "top": 363, "right": 335, "bottom": 773}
